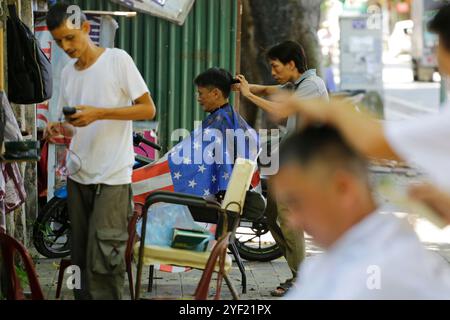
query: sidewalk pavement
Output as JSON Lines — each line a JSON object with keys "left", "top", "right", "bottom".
{"left": 33, "top": 237, "right": 320, "bottom": 300}
{"left": 33, "top": 231, "right": 450, "bottom": 300}
{"left": 33, "top": 171, "right": 450, "bottom": 300}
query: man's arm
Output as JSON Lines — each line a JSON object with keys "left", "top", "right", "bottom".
{"left": 249, "top": 84, "right": 280, "bottom": 96}
{"left": 233, "top": 74, "right": 280, "bottom": 97}
{"left": 236, "top": 75, "right": 286, "bottom": 115}
{"left": 409, "top": 183, "right": 450, "bottom": 227}
{"left": 278, "top": 97, "right": 401, "bottom": 161}
{"left": 243, "top": 91, "right": 286, "bottom": 115}
{"left": 68, "top": 92, "right": 156, "bottom": 127}
{"left": 328, "top": 102, "right": 400, "bottom": 161}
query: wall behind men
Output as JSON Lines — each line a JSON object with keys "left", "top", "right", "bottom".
{"left": 70, "top": 0, "right": 239, "bottom": 151}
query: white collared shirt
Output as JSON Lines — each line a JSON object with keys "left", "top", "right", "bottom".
{"left": 286, "top": 209, "right": 450, "bottom": 300}
{"left": 283, "top": 69, "right": 329, "bottom": 135}
{"left": 385, "top": 104, "right": 450, "bottom": 190}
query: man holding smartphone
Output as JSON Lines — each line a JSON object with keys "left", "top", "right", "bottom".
{"left": 45, "top": 4, "right": 156, "bottom": 300}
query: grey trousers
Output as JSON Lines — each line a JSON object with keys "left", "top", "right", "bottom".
{"left": 265, "top": 191, "right": 305, "bottom": 279}
{"left": 67, "top": 178, "right": 133, "bottom": 300}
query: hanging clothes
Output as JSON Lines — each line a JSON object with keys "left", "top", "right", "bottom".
{"left": 0, "top": 93, "right": 27, "bottom": 227}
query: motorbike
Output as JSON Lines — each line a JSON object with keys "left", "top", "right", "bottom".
{"left": 33, "top": 133, "right": 283, "bottom": 261}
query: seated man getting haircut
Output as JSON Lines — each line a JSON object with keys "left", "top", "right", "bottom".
{"left": 133, "top": 68, "right": 259, "bottom": 203}
{"left": 275, "top": 125, "right": 450, "bottom": 299}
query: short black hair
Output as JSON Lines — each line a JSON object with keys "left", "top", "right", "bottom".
{"left": 267, "top": 41, "right": 308, "bottom": 73}
{"left": 429, "top": 3, "right": 450, "bottom": 50}
{"left": 279, "top": 125, "right": 368, "bottom": 179}
{"left": 194, "top": 68, "right": 235, "bottom": 98}
{"left": 46, "top": 3, "right": 87, "bottom": 31}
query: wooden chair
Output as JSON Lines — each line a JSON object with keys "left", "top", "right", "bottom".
{"left": 132, "top": 158, "right": 256, "bottom": 300}
{"left": 194, "top": 232, "right": 235, "bottom": 300}
{"left": 142, "top": 233, "right": 235, "bottom": 301}
{"left": 0, "top": 227, "right": 44, "bottom": 300}
{"left": 125, "top": 203, "right": 145, "bottom": 300}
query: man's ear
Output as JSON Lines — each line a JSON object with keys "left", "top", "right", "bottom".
{"left": 213, "top": 88, "right": 222, "bottom": 99}
{"left": 333, "top": 169, "right": 353, "bottom": 194}
{"left": 288, "top": 60, "right": 296, "bottom": 71}
{"left": 81, "top": 20, "right": 91, "bottom": 35}
{"left": 333, "top": 169, "right": 359, "bottom": 207}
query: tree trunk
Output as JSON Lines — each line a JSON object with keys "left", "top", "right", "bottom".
{"left": 240, "top": 0, "right": 323, "bottom": 128}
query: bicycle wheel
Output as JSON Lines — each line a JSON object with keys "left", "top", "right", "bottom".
{"left": 234, "top": 218, "right": 283, "bottom": 262}
{"left": 32, "top": 197, "right": 71, "bottom": 258}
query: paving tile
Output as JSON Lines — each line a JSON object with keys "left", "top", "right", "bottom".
{"left": 33, "top": 213, "right": 450, "bottom": 300}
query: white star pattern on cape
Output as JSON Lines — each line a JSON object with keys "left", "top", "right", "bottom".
{"left": 188, "top": 179, "right": 197, "bottom": 188}
{"left": 173, "top": 172, "right": 182, "bottom": 180}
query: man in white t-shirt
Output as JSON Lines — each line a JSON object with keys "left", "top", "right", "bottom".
{"left": 45, "top": 4, "right": 156, "bottom": 300}
{"left": 276, "top": 126, "right": 450, "bottom": 299}
{"left": 272, "top": 4, "right": 450, "bottom": 226}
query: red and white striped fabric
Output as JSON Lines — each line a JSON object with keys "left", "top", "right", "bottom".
{"left": 132, "top": 154, "right": 173, "bottom": 205}
{"left": 132, "top": 152, "right": 261, "bottom": 205}
{"left": 154, "top": 265, "right": 191, "bottom": 273}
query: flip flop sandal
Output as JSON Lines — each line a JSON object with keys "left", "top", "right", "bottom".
{"left": 270, "top": 280, "right": 294, "bottom": 297}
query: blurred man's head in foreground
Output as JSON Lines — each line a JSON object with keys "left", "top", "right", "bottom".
{"left": 46, "top": 3, "right": 90, "bottom": 60}
{"left": 275, "top": 125, "right": 376, "bottom": 248}
{"left": 429, "top": 4, "right": 450, "bottom": 77}
{"left": 194, "top": 68, "right": 234, "bottom": 113}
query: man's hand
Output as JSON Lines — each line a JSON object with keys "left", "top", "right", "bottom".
{"left": 231, "top": 82, "right": 241, "bottom": 92}
{"left": 45, "top": 122, "right": 61, "bottom": 137}
{"left": 44, "top": 122, "right": 75, "bottom": 143}
{"left": 69, "top": 105, "right": 103, "bottom": 127}
{"left": 409, "top": 183, "right": 450, "bottom": 227}
{"left": 236, "top": 75, "right": 252, "bottom": 98}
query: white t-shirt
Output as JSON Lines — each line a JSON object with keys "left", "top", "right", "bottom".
{"left": 385, "top": 105, "right": 450, "bottom": 190}
{"left": 58, "top": 48, "right": 149, "bottom": 185}
{"left": 286, "top": 209, "right": 450, "bottom": 300}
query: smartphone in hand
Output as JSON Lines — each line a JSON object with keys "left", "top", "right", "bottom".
{"left": 63, "top": 106, "right": 77, "bottom": 117}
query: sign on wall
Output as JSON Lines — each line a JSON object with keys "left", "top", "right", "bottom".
{"left": 109, "top": 0, "right": 195, "bottom": 25}
{"left": 339, "top": 14, "right": 383, "bottom": 92}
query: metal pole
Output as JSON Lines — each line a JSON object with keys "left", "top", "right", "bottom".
{"left": 234, "top": 0, "right": 242, "bottom": 111}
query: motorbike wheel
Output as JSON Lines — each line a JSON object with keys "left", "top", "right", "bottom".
{"left": 234, "top": 218, "right": 283, "bottom": 262}
{"left": 32, "top": 197, "right": 71, "bottom": 259}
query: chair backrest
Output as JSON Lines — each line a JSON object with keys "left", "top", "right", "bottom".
{"left": 221, "top": 158, "right": 256, "bottom": 214}
{"left": 194, "top": 233, "right": 231, "bottom": 300}
{"left": 0, "top": 228, "right": 44, "bottom": 300}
